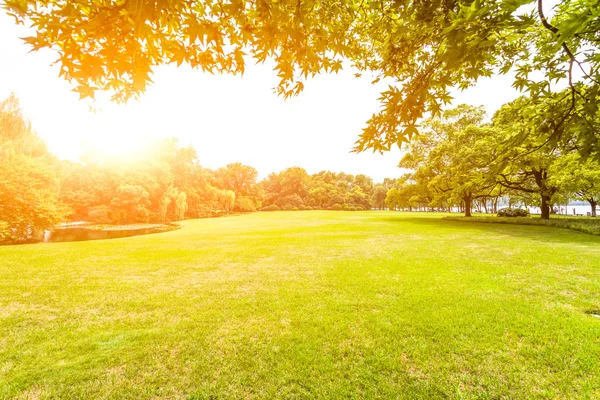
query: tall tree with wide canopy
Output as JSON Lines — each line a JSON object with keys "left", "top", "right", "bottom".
{"left": 491, "top": 95, "right": 578, "bottom": 219}
{"left": 400, "top": 104, "right": 493, "bottom": 216}
{"left": 4, "top": 0, "right": 599, "bottom": 153}
{"left": 427, "top": 125, "right": 500, "bottom": 216}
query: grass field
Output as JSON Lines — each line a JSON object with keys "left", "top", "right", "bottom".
{"left": 1, "top": 211, "right": 600, "bottom": 399}
{"left": 444, "top": 215, "right": 600, "bottom": 236}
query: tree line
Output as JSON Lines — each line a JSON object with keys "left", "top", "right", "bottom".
{"left": 386, "top": 94, "right": 600, "bottom": 219}
{"left": 0, "top": 94, "right": 399, "bottom": 243}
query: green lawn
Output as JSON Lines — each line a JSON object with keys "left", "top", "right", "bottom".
{"left": 1, "top": 211, "right": 599, "bottom": 399}
{"left": 444, "top": 215, "right": 600, "bottom": 236}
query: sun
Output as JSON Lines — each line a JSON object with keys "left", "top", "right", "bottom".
{"left": 71, "top": 99, "right": 157, "bottom": 163}
{"left": 89, "top": 134, "right": 142, "bottom": 159}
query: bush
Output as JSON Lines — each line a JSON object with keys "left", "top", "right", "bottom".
{"left": 305, "top": 206, "right": 313, "bottom": 210}
{"left": 234, "top": 196, "right": 256, "bottom": 213}
{"left": 342, "top": 204, "right": 352, "bottom": 211}
{"left": 292, "top": 207, "right": 299, "bottom": 211}
{"left": 298, "top": 205, "right": 307, "bottom": 211}
{"left": 331, "top": 204, "right": 342, "bottom": 211}
{"left": 355, "top": 206, "right": 364, "bottom": 211}
{"left": 260, "top": 204, "right": 280, "bottom": 212}
{"left": 282, "top": 203, "right": 293, "bottom": 211}
{"left": 275, "top": 194, "right": 304, "bottom": 208}
{"left": 497, "top": 208, "right": 530, "bottom": 217}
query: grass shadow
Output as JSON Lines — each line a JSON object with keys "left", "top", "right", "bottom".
{"left": 381, "top": 214, "right": 600, "bottom": 245}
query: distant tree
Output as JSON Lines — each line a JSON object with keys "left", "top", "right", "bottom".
{"left": 346, "top": 186, "right": 372, "bottom": 210}
{"left": 109, "top": 185, "right": 151, "bottom": 224}
{"left": 279, "top": 167, "right": 309, "bottom": 198}
{"left": 0, "top": 153, "right": 64, "bottom": 242}
{"left": 215, "top": 163, "right": 258, "bottom": 197}
{"left": 306, "top": 186, "right": 329, "bottom": 209}
{"left": 372, "top": 185, "right": 387, "bottom": 210}
{"left": 0, "top": 94, "right": 64, "bottom": 242}
{"left": 219, "top": 190, "right": 236, "bottom": 215}
{"left": 353, "top": 174, "right": 374, "bottom": 197}
{"left": 0, "top": 93, "right": 49, "bottom": 157}
{"left": 174, "top": 192, "right": 188, "bottom": 221}
{"left": 550, "top": 154, "right": 600, "bottom": 217}
{"left": 385, "top": 188, "right": 400, "bottom": 211}
{"left": 234, "top": 196, "right": 257, "bottom": 213}
{"left": 158, "top": 193, "right": 172, "bottom": 223}
{"left": 275, "top": 194, "right": 304, "bottom": 208}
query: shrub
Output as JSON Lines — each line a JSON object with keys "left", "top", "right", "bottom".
{"left": 292, "top": 207, "right": 299, "bottom": 211}
{"left": 282, "top": 203, "right": 293, "bottom": 211}
{"left": 298, "top": 205, "right": 307, "bottom": 211}
{"left": 497, "top": 208, "right": 530, "bottom": 217}
{"left": 355, "top": 206, "right": 364, "bottom": 211}
{"left": 234, "top": 196, "right": 256, "bottom": 213}
{"left": 305, "top": 206, "right": 313, "bottom": 210}
{"left": 331, "top": 204, "right": 342, "bottom": 211}
{"left": 342, "top": 204, "right": 353, "bottom": 211}
{"left": 275, "top": 194, "right": 304, "bottom": 208}
{"left": 260, "top": 204, "right": 280, "bottom": 212}
{"left": 326, "top": 206, "right": 333, "bottom": 210}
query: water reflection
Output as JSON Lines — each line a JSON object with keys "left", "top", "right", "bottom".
{"left": 47, "top": 225, "right": 178, "bottom": 243}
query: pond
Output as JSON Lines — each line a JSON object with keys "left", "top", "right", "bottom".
{"left": 46, "top": 224, "right": 179, "bottom": 243}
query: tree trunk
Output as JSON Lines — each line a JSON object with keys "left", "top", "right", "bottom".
{"left": 540, "top": 195, "right": 550, "bottom": 220}
{"left": 589, "top": 199, "right": 597, "bottom": 217}
{"left": 464, "top": 194, "right": 472, "bottom": 217}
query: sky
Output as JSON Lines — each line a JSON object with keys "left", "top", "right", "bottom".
{"left": 0, "top": 12, "right": 520, "bottom": 182}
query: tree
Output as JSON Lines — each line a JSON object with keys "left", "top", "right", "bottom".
{"left": 174, "top": 192, "right": 188, "bottom": 221}
{"left": 353, "top": 174, "right": 373, "bottom": 197}
{"left": 219, "top": 190, "right": 236, "bottom": 215}
{"left": 0, "top": 153, "right": 64, "bottom": 242}
{"left": 234, "top": 196, "right": 257, "bottom": 212}
{"left": 550, "top": 154, "right": 600, "bottom": 217}
{"left": 9, "top": 0, "right": 598, "bottom": 153}
{"left": 109, "top": 184, "right": 151, "bottom": 224}
{"left": 275, "top": 194, "right": 304, "bottom": 208}
{"left": 0, "top": 94, "right": 64, "bottom": 242}
{"left": 428, "top": 125, "right": 500, "bottom": 217}
{"left": 385, "top": 188, "right": 400, "bottom": 211}
{"left": 372, "top": 185, "right": 387, "bottom": 210}
{"left": 279, "top": 167, "right": 309, "bottom": 198}
{"left": 214, "top": 163, "right": 258, "bottom": 197}
{"left": 346, "top": 186, "right": 372, "bottom": 210}
{"left": 491, "top": 96, "right": 577, "bottom": 219}
{"left": 399, "top": 105, "right": 494, "bottom": 216}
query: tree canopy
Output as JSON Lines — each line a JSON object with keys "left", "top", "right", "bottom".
{"left": 0, "top": 94, "right": 64, "bottom": 241}
{"left": 5, "top": 0, "right": 599, "bottom": 152}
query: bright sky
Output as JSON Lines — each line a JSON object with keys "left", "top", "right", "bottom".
{"left": 0, "top": 12, "right": 520, "bottom": 181}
